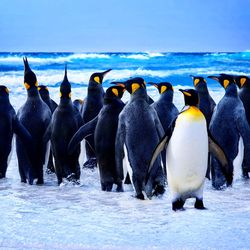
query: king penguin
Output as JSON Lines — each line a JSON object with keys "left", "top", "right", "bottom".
{"left": 149, "top": 89, "right": 231, "bottom": 211}
{"left": 148, "top": 81, "right": 179, "bottom": 176}
{"left": 115, "top": 77, "right": 165, "bottom": 199}
{"left": 190, "top": 76, "right": 216, "bottom": 126}
{"left": 44, "top": 66, "right": 83, "bottom": 185}
{"left": 68, "top": 85, "right": 125, "bottom": 191}
{"left": 38, "top": 85, "right": 58, "bottom": 173}
{"left": 208, "top": 74, "right": 250, "bottom": 188}
{"left": 0, "top": 86, "right": 32, "bottom": 178}
{"left": 16, "top": 57, "right": 52, "bottom": 185}
{"left": 81, "top": 69, "right": 112, "bottom": 168}
{"left": 38, "top": 85, "right": 58, "bottom": 113}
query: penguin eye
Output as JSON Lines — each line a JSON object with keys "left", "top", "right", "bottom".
{"left": 24, "top": 82, "right": 30, "bottom": 90}
{"left": 240, "top": 78, "right": 246, "bottom": 87}
{"left": 94, "top": 76, "right": 100, "bottom": 84}
{"left": 131, "top": 83, "right": 140, "bottom": 94}
{"left": 112, "top": 88, "right": 119, "bottom": 96}
{"left": 5, "top": 88, "right": 9, "bottom": 94}
{"left": 160, "top": 86, "right": 167, "bottom": 94}
{"left": 194, "top": 79, "right": 200, "bottom": 86}
{"left": 223, "top": 79, "right": 230, "bottom": 89}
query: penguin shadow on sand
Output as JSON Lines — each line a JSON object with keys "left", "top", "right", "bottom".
{"left": 208, "top": 74, "right": 250, "bottom": 189}
{"left": 68, "top": 84, "right": 126, "bottom": 192}
{"left": 149, "top": 88, "right": 232, "bottom": 211}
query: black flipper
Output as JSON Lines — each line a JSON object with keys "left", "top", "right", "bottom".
{"left": 115, "top": 117, "right": 126, "bottom": 183}
{"left": 68, "top": 116, "right": 98, "bottom": 155}
{"left": 147, "top": 118, "right": 176, "bottom": 182}
{"left": 208, "top": 135, "right": 232, "bottom": 186}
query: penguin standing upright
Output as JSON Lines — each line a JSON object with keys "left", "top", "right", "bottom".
{"left": 16, "top": 58, "right": 52, "bottom": 184}
{"left": 208, "top": 74, "right": 250, "bottom": 188}
{"left": 38, "top": 85, "right": 58, "bottom": 113}
{"left": 234, "top": 75, "right": 250, "bottom": 177}
{"left": 149, "top": 82, "right": 179, "bottom": 176}
{"left": 115, "top": 77, "right": 165, "bottom": 199}
{"left": 81, "top": 69, "right": 112, "bottom": 168}
{"left": 149, "top": 89, "right": 231, "bottom": 211}
{"left": 190, "top": 76, "right": 216, "bottom": 126}
{"left": 38, "top": 85, "right": 58, "bottom": 173}
{"left": 68, "top": 85, "right": 125, "bottom": 191}
{"left": 44, "top": 67, "right": 83, "bottom": 185}
{"left": 0, "top": 86, "right": 32, "bottom": 178}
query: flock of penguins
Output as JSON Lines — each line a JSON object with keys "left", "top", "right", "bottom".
{"left": 1, "top": 57, "right": 250, "bottom": 211}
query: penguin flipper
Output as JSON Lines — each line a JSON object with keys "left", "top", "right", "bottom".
{"left": 68, "top": 116, "right": 98, "bottom": 155}
{"left": 208, "top": 136, "right": 232, "bottom": 186}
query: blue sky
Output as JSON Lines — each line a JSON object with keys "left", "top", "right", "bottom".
{"left": 1, "top": 0, "right": 250, "bottom": 52}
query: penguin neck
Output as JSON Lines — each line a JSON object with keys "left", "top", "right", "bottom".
{"left": 131, "top": 88, "right": 147, "bottom": 101}
{"left": 27, "top": 87, "right": 41, "bottom": 99}
{"left": 225, "top": 84, "right": 238, "bottom": 97}
{"left": 0, "top": 96, "right": 10, "bottom": 105}
{"left": 195, "top": 84, "right": 209, "bottom": 95}
{"left": 159, "top": 91, "right": 173, "bottom": 103}
{"left": 59, "top": 98, "right": 72, "bottom": 107}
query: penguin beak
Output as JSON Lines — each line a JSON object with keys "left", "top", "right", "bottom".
{"left": 207, "top": 75, "right": 219, "bottom": 82}
{"left": 179, "top": 89, "right": 191, "bottom": 97}
{"left": 101, "top": 69, "right": 112, "bottom": 77}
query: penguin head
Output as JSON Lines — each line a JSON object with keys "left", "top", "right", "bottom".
{"left": 38, "top": 85, "right": 50, "bottom": 99}
{"left": 23, "top": 57, "right": 38, "bottom": 90}
{"left": 105, "top": 85, "right": 125, "bottom": 99}
{"left": 89, "top": 69, "right": 112, "bottom": 85}
{"left": 190, "top": 75, "right": 207, "bottom": 88}
{"left": 179, "top": 89, "right": 199, "bottom": 106}
{"left": 234, "top": 75, "right": 250, "bottom": 89}
{"left": 207, "top": 74, "right": 235, "bottom": 89}
{"left": 60, "top": 66, "right": 71, "bottom": 99}
{"left": 119, "top": 77, "right": 146, "bottom": 94}
{"left": 148, "top": 82, "right": 173, "bottom": 94}
{"left": 0, "top": 85, "right": 10, "bottom": 98}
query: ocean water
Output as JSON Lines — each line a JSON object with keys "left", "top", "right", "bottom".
{"left": 0, "top": 52, "right": 250, "bottom": 249}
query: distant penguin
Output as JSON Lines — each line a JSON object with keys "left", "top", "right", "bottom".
{"left": 149, "top": 82, "right": 179, "bottom": 176}
{"left": 38, "top": 85, "right": 58, "bottom": 113}
{"left": 68, "top": 85, "right": 125, "bottom": 191}
{"left": 0, "top": 86, "right": 32, "bottom": 178}
{"left": 16, "top": 57, "right": 52, "bottom": 185}
{"left": 190, "top": 76, "right": 216, "bottom": 126}
{"left": 44, "top": 66, "right": 83, "bottom": 185}
{"left": 81, "top": 69, "right": 112, "bottom": 168}
{"left": 73, "top": 99, "right": 84, "bottom": 112}
{"left": 208, "top": 74, "right": 250, "bottom": 188}
{"left": 38, "top": 85, "right": 58, "bottom": 173}
{"left": 115, "top": 77, "right": 165, "bottom": 199}
{"left": 149, "top": 89, "right": 231, "bottom": 211}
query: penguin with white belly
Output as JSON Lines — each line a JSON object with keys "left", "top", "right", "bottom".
{"left": 149, "top": 89, "right": 231, "bottom": 211}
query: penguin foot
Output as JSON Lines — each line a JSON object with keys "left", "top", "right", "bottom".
{"left": 153, "top": 185, "right": 165, "bottom": 197}
{"left": 116, "top": 183, "right": 124, "bottom": 192}
{"left": 194, "top": 198, "right": 206, "bottom": 210}
{"left": 136, "top": 193, "right": 146, "bottom": 200}
{"left": 21, "top": 178, "right": 27, "bottom": 183}
{"left": 36, "top": 178, "right": 44, "bottom": 185}
{"left": 83, "top": 158, "right": 97, "bottom": 169}
{"left": 0, "top": 173, "right": 5, "bottom": 179}
{"left": 172, "top": 199, "right": 185, "bottom": 211}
